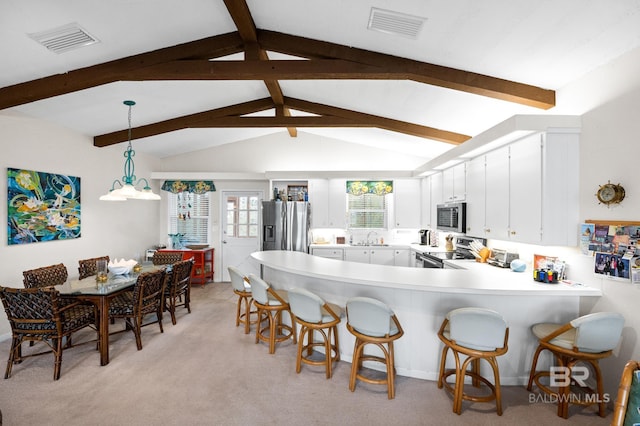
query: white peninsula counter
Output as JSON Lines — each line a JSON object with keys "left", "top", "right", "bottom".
{"left": 250, "top": 250, "right": 602, "bottom": 385}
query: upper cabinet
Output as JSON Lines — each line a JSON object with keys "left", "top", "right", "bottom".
{"left": 461, "top": 131, "right": 579, "bottom": 246}
{"left": 464, "top": 155, "right": 486, "bottom": 237}
{"left": 420, "top": 177, "right": 432, "bottom": 229}
{"left": 308, "top": 179, "right": 346, "bottom": 228}
{"left": 308, "top": 179, "right": 329, "bottom": 228}
{"left": 393, "top": 179, "right": 421, "bottom": 228}
{"left": 442, "top": 162, "right": 466, "bottom": 202}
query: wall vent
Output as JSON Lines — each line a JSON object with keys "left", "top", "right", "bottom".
{"left": 367, "top": 8, "right": 426, "bottom": 39}
{"left": 28, "top": 23, "right": 99, "bottom": 54}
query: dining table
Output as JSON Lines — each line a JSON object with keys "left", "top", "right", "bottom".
{"left": 58, "top": 263, "right": 164, "bottom": 366}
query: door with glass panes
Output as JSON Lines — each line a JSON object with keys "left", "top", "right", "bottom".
{"left": 221, "top": 191, "right": 261, "bottom": 281}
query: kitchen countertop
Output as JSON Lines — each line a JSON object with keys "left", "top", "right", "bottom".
{"left": 253, "top": 250, "right": 601, "bottom": 296}
{"left": 310, "top": 243, "right": 444, "bottom": 253}
{"left": 251, "top": 250, "right": 601, "bottom": 384}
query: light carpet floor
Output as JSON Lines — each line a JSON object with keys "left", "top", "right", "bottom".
{"left": 0, "top": 282, "right": 611, "bottom": 425}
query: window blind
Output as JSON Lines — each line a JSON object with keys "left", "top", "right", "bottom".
{"left": 168, "top": 192, "right": 210, "bottom": 244}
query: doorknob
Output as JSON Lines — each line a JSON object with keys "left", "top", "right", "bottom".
{"left": 222, "top": 240, "right": 227, "bottom": 244}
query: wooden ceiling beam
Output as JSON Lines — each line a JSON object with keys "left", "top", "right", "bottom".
{"left": 223, "top": 0, "right": 297, "bottom": 137}
{"left": 0, "top": 33, "right": 244, "bottom": 110}
{"left": 127, "top": 59, "right": 402, "bottom": 80}
{"left": 257, "top": 30, "right": 555, "bottom": 110}
{"left": 284, "top": 97, "right": 470, "bottom": 144}
{"left": 94, "top": 98, "right": 274, "bottom": 147}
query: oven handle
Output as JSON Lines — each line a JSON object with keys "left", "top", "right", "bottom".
{"left": 416, "top": 252, "right": 444, "bottom": 268}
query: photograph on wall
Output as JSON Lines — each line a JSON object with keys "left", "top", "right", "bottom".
{"left": 580, "top": 223, "right": 595, "bottom": 255}
{"left": 581, "top": 223, "right": 640, "bottom": 257}
{"left": 593, "top": 251, "right": 630, "bottom": 281}
{"left": 7, "top": 168, "right": 81, "bottom": 245}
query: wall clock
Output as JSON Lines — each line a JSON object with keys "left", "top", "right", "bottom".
{"left": 596, "top": 181, "right": 625, "bottom": 205}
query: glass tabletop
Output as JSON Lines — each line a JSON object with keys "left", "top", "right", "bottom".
{"left": 58, "top": 264, "right": 164, "bottom": 296}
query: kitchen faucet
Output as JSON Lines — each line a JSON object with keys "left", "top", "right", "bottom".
{"left": 366, "top": 231, "right": 378, "bottom": 245}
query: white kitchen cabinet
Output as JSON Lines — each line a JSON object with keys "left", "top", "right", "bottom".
{"left": 393, "top": 249, "right": 411, "bottom": 267}
{"left": 484, "top": 146, "right": 510, "bottom": 240}
{"left": 344, "top": 247, "right": 395, "bottom": 265}
{"left": 308, "top": 179, "right": 329, "bottom": 228}
{"left": 508, "top": 133, "right": 542, "bottom": 243}
{"left": 442, "top": 162, "right": 466, "bottom": 202}
{"left": 420, "top": 177, "right": 432, "bottom": 228}
{"left": 370, "top": 248, "right": 395, "bottom": 265}
{"left": 308, "top": 179, "right": 346, "bottom": 228}
{"left": 328, "top": 179, "right": 347, "bottom": 228}
{"left": 393, "top": 179, "right": 421, "bottom": 228}
{"left": 344, "top": 248, "right": 370, "bottom": 263}
{"left": 430, "top": 172, "right": 444, "bottom": 229}
{"left": 311, "top": 247, "right": 344, "bottom": 260}
{"left": 464, "top": 155, "right": 485, "bottom": 237}
{"left": 458, "top": 130, "right": 579, "bottom": 246}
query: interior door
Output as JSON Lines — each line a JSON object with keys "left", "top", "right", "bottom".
{"left": 220, "top": 191, "right": 262, "bottom": 281}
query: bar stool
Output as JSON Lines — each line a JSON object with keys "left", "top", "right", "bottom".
{"left": 527, "top": 312, "right": 624, "bottom": 418}
{"left": 288, "top": 288, "right": 343, "bottom": 378}
{"left": 437, "top": 307, "right": 509, "bottom": 415}
{"left": 228, "top": 266, "right": 258, "bottom": 334}
{"left": 248, "top": 274, "right": 296, "bottom": 354}
{"left": 346, "top": 297, "right": 404, "bottom": 399}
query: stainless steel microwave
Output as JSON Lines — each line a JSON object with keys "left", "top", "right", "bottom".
{"left": 436, "top": 202, "right": 466, "bottom": 233}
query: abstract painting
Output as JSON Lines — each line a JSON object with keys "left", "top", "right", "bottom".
{"left": 7, "top": 168, "right": 81, "bottom": 245}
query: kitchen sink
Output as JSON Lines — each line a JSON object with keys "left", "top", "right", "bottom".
{"left": 352, "top": 243, "right": 389, "bottom": 247}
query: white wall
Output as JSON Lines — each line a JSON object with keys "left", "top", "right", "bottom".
{"left": 560, "top": 46, "right": 640, "bottom": 393}
{"left": 158, "top": 130, "right": 428, "bottom": 173}
{"left": 0, "top": 112, "right": 161, "bottom": 337}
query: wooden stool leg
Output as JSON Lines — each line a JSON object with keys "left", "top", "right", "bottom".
{"left": 527, "top": 345, "right": 545, "bottom": 391}
{"left": 387, "top": 341, "right": 395, "bottom": 399}
{"left": 349, "top": 339, "right": 363, "bottom": 392}
{"left": 488, "top": 356, "right": 503, "bottom": 416}
{"left": 437, "top": 345, "right": 449, "bottom": 388}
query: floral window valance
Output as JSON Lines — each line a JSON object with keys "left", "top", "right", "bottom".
{"left": 161, "top": 180, "right": 216, "bottom": 194}
{"left": 346, "top": 180, "right": 393, "bottom": 195}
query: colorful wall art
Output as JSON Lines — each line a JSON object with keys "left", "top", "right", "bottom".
{"left": 7, "top": 168, "right": 81, "bottom": 245}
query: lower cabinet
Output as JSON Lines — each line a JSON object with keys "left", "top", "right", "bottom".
{"left": 344, "top": 248, "right": 396, "bottom": 265}
{"left": 157, "top": 248, "right": 214, "bottom": 285}
{"left": 310, "top": 248, "right": 344, "bottom": 260}
{"left": 393, "top": 249, "right": 411, "bottom": 267}
{"left": 312, "top": 246, "right": 409, "bottom": 266}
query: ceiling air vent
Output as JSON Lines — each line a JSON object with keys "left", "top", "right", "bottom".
{"left": 28, "top": 23, "right": 99, "bottom": 54}
{"left": 367, "top": 8, "right": 426, "bottom": 39}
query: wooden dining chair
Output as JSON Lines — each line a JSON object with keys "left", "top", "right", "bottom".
{"left": 0, "top": 285, "right": 98, "bottom": 380}
{"left": 78, "top": 255, "right": 110, "bottom": 280}
{"left": 152, "top": 251, "right": 183, "bottom": 266}
{"left": 22, "top": 263, "right": 68, "bottom": 288}
{"left": 164, "top": 259, "right": 194, "bottom": 325}
{"left": 108, "top": 269, "right": 167, "bottom": 350}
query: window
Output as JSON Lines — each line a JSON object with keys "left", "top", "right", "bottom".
{"left": 225, "top": 195, "right": 259, "bottom": 238}
{"left": 346, "top": 181, "right": 392, "bottom": 229}
{"left": 168, "top": 192, "right": 209, "bottom": 244}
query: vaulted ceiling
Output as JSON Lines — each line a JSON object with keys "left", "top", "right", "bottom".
{"left": 2, "top": 0, "right": 640, "bottom": 163}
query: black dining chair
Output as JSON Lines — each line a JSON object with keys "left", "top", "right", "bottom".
{"left": 0, "top": 285, "right": 98, "bottom": 380}
{"left": 108, "top": 269, "right": 167, "bottom": 350}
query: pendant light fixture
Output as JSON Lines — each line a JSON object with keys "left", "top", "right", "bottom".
{"left": 99, "top": 100, "right": 161, "bottom": 201}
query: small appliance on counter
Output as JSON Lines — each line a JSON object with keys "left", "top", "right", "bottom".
{"left": 419, "top": 229, "right": 431, "bottom": 245}
{"left": 486, "top": 249, "right": 519, "bottom": 268}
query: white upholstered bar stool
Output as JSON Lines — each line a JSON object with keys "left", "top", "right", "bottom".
{"left": 228, "top": 266, "right": 258, "bottom": 334}
{"left": 288, "top": 288, "right": 343, "bottom": 379}
{"left": 527, "top": 312, "right": 625, "bottom": 419}
{"left": 248, "top": 274, "right": 296, "bottom": 354}
{"left": 437, "top": 307, "right": 509, "bottom": 415}
{"left": 346, "top": 297, "right": 404, "bottom": 399}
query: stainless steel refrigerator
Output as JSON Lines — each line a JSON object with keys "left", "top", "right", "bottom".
{"left": 262, "top": 201, "right": 311, "bottom": 252}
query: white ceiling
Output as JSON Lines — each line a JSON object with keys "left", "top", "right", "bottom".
{"left": 2, "top": 0, "right": 640, "bottom": 162}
